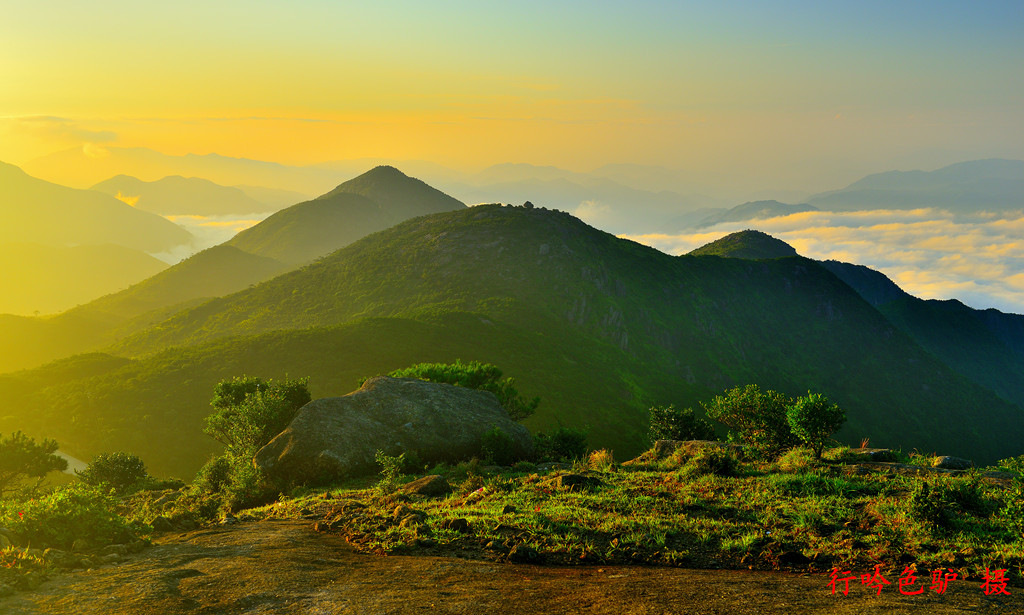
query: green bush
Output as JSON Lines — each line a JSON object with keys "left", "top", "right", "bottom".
{"left": 383, "top": 360, "right": 539, "bottom": 421}
{"left": 0, "top": 431, "right": 68, "bottom": 497}
{"left": 908, "top": 477, "right": 992, "bottom": 530}
{"left": 648, "top": 405, "right": 715, "bottom": 442}
{"left": 204, "top": 376, "right": 311, "bottom": 452}
{"left": 786, "top": 393, "right": 846, "bottom": 458}
{"left": 702, "top": 385, "right": 798, "bottom": 458}
{"left": 481, "top": 426, "right": 516, "bottom": 466}
{"left": 533, "top": 427, "right": 588, "bottom": 461}
{"left": 0, "top": 483, "right": 148, "bottom": 550}
{"left": 193, "top": 454, "right": 233, "bottom": 494}
{"left": 375, "top": 450, "right": 406, "bottom": 496}
{"left": 76, "top": 452, "right": 149, "bottom": 495}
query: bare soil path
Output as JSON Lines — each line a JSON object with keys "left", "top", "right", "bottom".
{"left": 0, "top": 519, "right": 1019, "bottom": 614}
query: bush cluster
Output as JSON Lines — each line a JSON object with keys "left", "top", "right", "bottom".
{"left": 533, "top": 427, "right": 588, "bottom": 461}
{"left": 648, "top": 405, "right": 715, "bottom": 442}
{"left": 383, "top": 360, "right": 539, "bottom": 421}
{"left": 700, "top": 385, "right": 846, "bottom": 459}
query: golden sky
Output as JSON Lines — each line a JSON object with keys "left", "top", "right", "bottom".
{"left": 2, "top": 1, "right": 1022, "bottom": 193}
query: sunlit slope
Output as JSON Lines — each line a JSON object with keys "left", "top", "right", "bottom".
{"left": 0, "top": 245, "right": 288, "bottom": 373}
{"left": 0, "top": 161, "right": 192, "bottom": 252}
{"left": 0, "top": 243, "right": 167, "bottom": 315}
{"left": 227, "top": 165, "right": 466, "bottom": 265}
{"left": 91, "top": 175, "right": 271, "bottom": 216}
{"left": 108, "top": 204, "right": 1024, "bottom": 466}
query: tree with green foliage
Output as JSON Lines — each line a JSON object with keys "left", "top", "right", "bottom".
{"left": 385, "top": 360, "right": 539, "bottom": 421}
{"left": 786, "top": 392, "right": 846, "bottom": 458}
{"left": 648, "top": 405, "right": 715, "bottom": 442}
{"left": 0, "top": 431, "right": 68, "bottom": 497}
{"left": 204, "top": 376, "right": 311, "bottom": 451}
{"left": 76, "top": 452, "right": 149, "bottom": 494}
{"left": 197, "top": 376, "right": 311, "bottom": 510}
{"left": 702, "top": 385, "right": 798, "bottom": 457}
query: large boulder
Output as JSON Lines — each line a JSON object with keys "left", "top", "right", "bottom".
{"left": 254, "top": 376, "right": 533, "bottom": 485}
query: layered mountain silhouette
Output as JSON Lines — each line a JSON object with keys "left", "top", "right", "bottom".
{"left": 0, "top": 166, "right": 465, "bottom": 372}
{"left": 808, "top": 159, "right": 1024, "bottom": 213}
{"left": 0, "top": 161, "right": 192, "bottom": 252}
{"left": 91, "top": 175, "right": 274, "bottom": 216}
{"left": 696, "top": 200, "right": 818, "bottom": 228}
{"left": 0, "top": 243, "right": 168, "bottom": 316}
{"left": 5, "top": 168, "right": 1024, "bottom": 478}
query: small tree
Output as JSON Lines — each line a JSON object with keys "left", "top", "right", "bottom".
{"left": 76, "top": 452, "right": 149, "bottom": 494}
{"left": 385, "top": 360, "right": 539, "bottom": 421}
{"left": 786, "top": 392, "right": 846, "bottom": 458}
{"left": 0, "top": 431, "right": 68, "bottom": 497}
{"left": 204, "top": 377, "right": 311, "bottom": 452}
{"left": 649, "top": 405, "right": 715, "bottom": 442}
{"left": 702, "top": 385, "right": 798, "bottom": 457}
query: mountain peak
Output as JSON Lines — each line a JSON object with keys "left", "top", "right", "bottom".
{"left": 687, "top": 230, "right": 798, "bottom": 259}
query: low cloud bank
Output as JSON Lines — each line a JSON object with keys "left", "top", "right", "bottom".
{"left": 624, "top": 208, "right": 1024, "bottom": 315}
{"left": 149, "top": 213, "right": 272, "bottom": 264}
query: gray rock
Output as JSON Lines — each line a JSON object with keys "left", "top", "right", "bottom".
{"left": 848, "top": 448, "right": 897, "bottom": 462}
{"left": 932, "top": 456, "right": 974, "bottom": 470}
{"left": 255, "top": 377, "right": 533, "bottom": 485}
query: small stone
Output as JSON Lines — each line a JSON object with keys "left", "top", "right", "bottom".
{"left": 508, "top": 544, "right": 541, "bottom": 563}
{"left": 402, "top": 475, "right": 452, "bottom": 498}
{"left": 440, "top": 518, "right": 470, "bottom": 533}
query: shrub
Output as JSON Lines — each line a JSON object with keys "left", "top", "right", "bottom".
{"left": 786, "top": 393, "right": 846, "bottom": 458}
{"left": 383, "top": 360, "right": 539, "bottom": 421}
{"left": 648, "top": 405, "right": 715, "bottom": 442}
{"left": 777, "top": 447, "right": 819, "bottom": 473}
{"left": 193, "top": 454, "right": 233, "bottom": 494}
{"left": 0, "top": 431, "right": 68, "bottom": 497}
{"left": 76, "top": 452, "right": 149, "bottom": 495}
{"left": 481, "top": 426, "right": 516, "bottom": 466}
{"left": 588, "top": 449, "right": 615, "bottom": 472}
{"left": 533, "top": 427, "right": 588, "bottom": 461}
{"left": 702, "top": 385, "right": 797, "bottom": 458}
{"left": 908, "top": 477, "right": 992, "bottom": 530}
{"left": 375, "top": 450, "right": 406, "bottom": 496}
{"left": 0, "top": 483, "right": 148, "bottom": 550}
{"left": 678, "top": 447, "right": 740, "bottom": 479}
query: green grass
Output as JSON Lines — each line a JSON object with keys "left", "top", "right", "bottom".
{"left": 232, "top": 446, "right": 1024, "bottom": 583}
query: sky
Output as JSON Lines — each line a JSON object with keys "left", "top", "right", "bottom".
{"left": 2, "top": 1, "right": 1023, "bottom": 312}
{"left": 2, "top": 1, "right": 1022, "bottom": 194}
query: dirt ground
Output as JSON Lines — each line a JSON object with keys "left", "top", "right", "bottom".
{"left": 1, "top": 518, "right": 1020, "bottom": 614}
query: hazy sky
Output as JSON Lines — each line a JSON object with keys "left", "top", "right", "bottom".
{"left": 2, "top": 1, "right": 1022, "bottom": 194}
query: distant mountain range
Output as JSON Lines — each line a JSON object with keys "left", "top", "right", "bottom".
{"left": 91, "top": 175, "right": 280, "bottom": 216}
{"left": 0, "top": 161, "right": 192, "bottom": 252}
{"left": 807, "top": 159, "right": 1024, "bottom": 213}
{"left": 3, "top": 163, "right": 1024, "bottom": 478}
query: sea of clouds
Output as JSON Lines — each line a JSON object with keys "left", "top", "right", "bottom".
{"left": 622, "top": 208, "right": 1024, "bottom": 315}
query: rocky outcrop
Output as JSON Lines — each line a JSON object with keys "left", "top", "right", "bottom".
{"left": 255, "top": 376, "right": 533, "bottom": 485}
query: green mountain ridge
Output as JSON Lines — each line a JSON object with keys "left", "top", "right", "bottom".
{"left": 227, "top": 165, "right": 466, "bottom": 265}
{"left": 72, "top": 204, "right": 1022, "bottom": 473}
{"left": 686, "top": 229, "right": 798, "bottom": 259}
